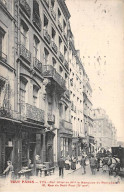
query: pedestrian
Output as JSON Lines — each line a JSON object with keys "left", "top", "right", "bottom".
{"left": 96, "top": 157, "right": 100, "bottom": 171}
{"left": 58, "top": 155, "right": 65, "bottom": 178}
{"left": 71, "top": 156, "right": 76, "bottom": 170}
{"left": 90, "top": 155, "right": 97, "bottom": 175}
{"left": 80, "top": 156, "right": 86, "bottom": 174}
{"left": 65, "top": 155, "right": 71, "bottom": 170}
{"left": 3, "top": 160, "right": 14, "bottom": 178}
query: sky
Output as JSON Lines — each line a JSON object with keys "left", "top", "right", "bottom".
{"left": 66, "top": 0, "right": 124, "bottom": 141}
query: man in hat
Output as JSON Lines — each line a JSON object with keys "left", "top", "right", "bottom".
{"left": 58, "top": 155, "right": 65, "bottom": 178}
{"left": 80, "top": 156, "right": 86, "bottom": 174}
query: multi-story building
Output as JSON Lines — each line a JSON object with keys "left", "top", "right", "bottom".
{"left": 83, "top": 72, "right": 93, "bottom": 153}
{"left": 0, "top": 0, "right": 72, "bottom": 174}
{"left": 68, "top": 26, "right": 85, "bottom": 158}
{"left": 92, "top": 108, "right": 117, "bottom": 151}
{"left": 0, "top": 0, "right": 16, "bottom": 174}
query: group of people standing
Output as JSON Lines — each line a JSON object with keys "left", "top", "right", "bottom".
{"left": 80, "top": 155, "right": 98, "bottom": 175}
{"left": 58, "top": 154, "right": 99, "bottom": 178}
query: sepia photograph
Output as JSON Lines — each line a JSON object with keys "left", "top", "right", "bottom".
{"left": 0, "top": 0, "right": 124, "bottom": 192}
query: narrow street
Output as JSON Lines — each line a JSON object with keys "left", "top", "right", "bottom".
{"left": 0, "top": 164, "right": 124, "bottom": 192}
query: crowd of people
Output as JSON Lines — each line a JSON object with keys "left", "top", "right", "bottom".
{"left": 58, "top": 150, "right": 121, "bottom": 179}
{"left": 2, "top": 150, "right": 122, "bottom": 180}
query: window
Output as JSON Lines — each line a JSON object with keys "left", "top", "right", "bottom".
{"left": 51, "top": 0, "right": 55, "bottom": 8}
{"left": 20, "top": 79, "right": 27, "bottom": 103}
{"left": 44, "top": 15, "right": 49, "bottom": 29}
{"left": 59, "top": 66, "right": 63, "bottom": 73}
{"left": 0, "top": 26, "right": 6, "bottom": 62}
{"left": 20, "top": 20, "right": 29, "bottom": 48}
{"left": 58, "top": 8, "right": 61, "bottom": 19}
{"left": 59, "top": 103, "right": 63, "bottom": 117}
{"left": 65, "top": 73, "right": 67, "bottom": 79}
{"left": 64, "top": 46, "right": 67, "bottom": 59}
{"left": 63, "top": 20, "right": 66, "bottom": 32}
{"left": 44, "top": 48, "right": 49, "bottom": 65}
{"left": 51, "top": 27, "right": 56, "bottom": 41}
{"left": 33, "top": 0, "right": 41, "bottom": 31}
{"left": 33, "top": 35, "right": 40, "bottom": 59}
{"left": 33, "top": 85, "right": 38, "bottom": 106}
{"left": 0, "top": 77, "right": 6, "bottom": 107}
{"left": 52, "top": 57, "right": 56, "bottom": 68}
{"left": 59, "top": 36, "right": 62, "bottom": 52}
{"left": 65, "top": 105, "right": 68, "bottom": 119}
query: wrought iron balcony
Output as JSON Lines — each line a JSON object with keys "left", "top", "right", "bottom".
{"left": 43, "top": 29, "right": 51, "bottom": 44}
{"left": 33, "top": 12, "right": 41, "bottom": 31}
{"left": 47, "top": 112, "right": 55, "bottom": 125}
{"left": 33, "top": 57, "right": 42, "bottom": 73}
{"left": 0, "top": 51, "right": 7, "bottom": 63}
{"left": 60, "top": 119, "right": 72, "bottom": 135}
{"left": 58, "top": 19, "right": 63, "bottom": 31}
{"left": 58, "top": 51, "right": 64, "bottom": 63}
{"left": 20, "top": 103, "right": 45, "bottom": 123}
{"left": 42, "top": 65, "right": 66, "bottom": 91}
{"left": 64, "top": 59, "right": 69, "bottom": 70}
{"left": 51, "top": 41, "right": 57, "bottom": 54}
{"left": 20, "top": 0, "right": 31, "bottom": 18}
{"left": 51, "top": 7, "right": 56, "bottom": 20}
{"left": 20, "top": 44, "right": 31, "bottom": 63}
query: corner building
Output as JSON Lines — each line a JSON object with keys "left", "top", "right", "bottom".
{"left": 0, "top": 0, "right": 72, "bottom": 174}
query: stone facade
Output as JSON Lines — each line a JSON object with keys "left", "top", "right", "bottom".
{"left": 92, "top": 108, "right": 117, "bottom": 151}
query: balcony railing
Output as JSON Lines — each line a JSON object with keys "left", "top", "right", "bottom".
{"left": 60, "top": 119, "right": 72, "bottom": 135}
{"left": 51, "top": 41, "right": 57, "bottom": 54}
{"left": 20, "top": 0, "right": 31, "bottom": 18}
{"left": 51, "top": 7, "right": 56, "bottom": 20}
{"left": 0, "top": 107, "right": 20, "bottom": 120}
{"left": 33, "top": 12, "right": 41, "bottom": 31}
{"left": 64, "top": 59, "right": 69, "bottom": 70}
{"left": 33, "top": 57, "right": 42, "bottom": 73}
{"left": 43, "top": 29, "right": 51, "bottom": 44}
{"left": 20, "top": 103, "right": 45, "bottom": 123}
{"left": 58, "top": 19, "right": 63, "bottom": 31}
{"left": 47, "top": 112, "right": 55, "bottom": 125}
{"left": 20, "top": 44, "right": 31, "bottom": 63}
{"left": 42, "top": 65, "right": 66, "bottom": 91}
{"left": 0, "top": 51, "right": 7, "bottom": 63}
{"left": 58, "top": 51, "right": 64, "bottom": 63}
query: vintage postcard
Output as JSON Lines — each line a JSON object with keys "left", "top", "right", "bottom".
{"left": 0, "top": 0, "right": 124, "bottom": 192}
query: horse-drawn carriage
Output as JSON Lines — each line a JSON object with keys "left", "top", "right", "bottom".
{"left": 111, "top": 146, "right": 124, "bottom": 177}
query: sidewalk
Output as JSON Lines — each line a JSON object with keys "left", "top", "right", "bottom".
{"left": 42, "top": 163, "right": 81, "bottom": 180}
